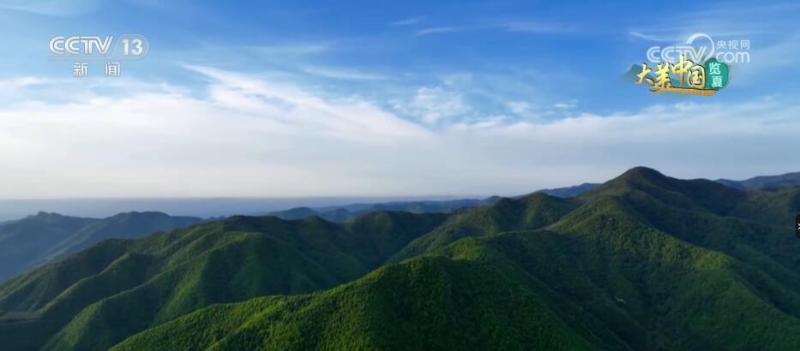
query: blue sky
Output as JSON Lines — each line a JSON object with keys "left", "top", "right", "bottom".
{"left": 0, "top": 0, "right": 799, "bottom": 198}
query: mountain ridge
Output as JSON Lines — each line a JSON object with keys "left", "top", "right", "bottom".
{"left": 0, "top": 211, "right": 202, "bottom": 283}
{"left": 0, "top": 211, "right": 448, "bottom": 350}
{"left": 718, "top": 171, "right": 800, "bottom": 190}
{"left": 2, "top": 166, "right": 800, "bottom": 350}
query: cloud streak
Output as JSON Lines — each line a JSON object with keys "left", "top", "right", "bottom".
{"left": 0, "top": 67, "right": 798, "bottom": 199}
{"left": 302, "top": 66, "right": 388, "bottom": 81}
{"left": 416, "top": 26, "right": 465, "bottom": 36}
{"left": 393, "top": 17, "right": 422, "bottom": 26}
{"left": 415, "top": 19, "right": 570, "bottom": 36}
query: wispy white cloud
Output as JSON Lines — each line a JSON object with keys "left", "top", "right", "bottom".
{"left": 0, "top": 77, "right": 55, "bottom": 104}
{"left": 249, "top": 42, "right": 332, "bottom": 56}
{"left": 628, "top": 31, "right": 673, "bottom": 42}
{"left": 627, "top": 2, "right": 800, "bottom": 42}
{"left": 552, "top": 99, "right": 577, "bottom": 110}
{"left": 416, "top": 19, "right": 569, "bottom": 36}
{"left": 393, "top": 86, "right": 471, "bottom": 124}
{"left": 302, "top": 66, "right": 388, "bottom": 81}
{"left": 505, "top": 99, "right": 576, "bottom": 119}
{"left": 0, "top": 68, "right": 798, "bottom": 198}
{"left": 507, "top": 101, "right": 535, "bottom": 116}
{"left": 756, "top": 36, "right": 799, "bottom": 67}
{"left": 734, "top": 33, "right": 800, "bottom": 81}
{"left": 493, "top": 20, "right": 571, "bottom": 33}
{"left": 416, "top": 26, "right": 465, "bottom": 36}
{"left": 393, "top": 16, "right": 422, "bottom": 26}
{"left": 0, "top": 76, "right": 47, "bottom": 89}
{"left": 184, "top": 65, "right": 425, "bottom": 141}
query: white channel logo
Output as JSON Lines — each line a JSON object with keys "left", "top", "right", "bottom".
{"left": 646, "top": 33, "right": 750, "bottom": 64}
{"left": 49, "top": 34, "right": 149, "bottom": 59}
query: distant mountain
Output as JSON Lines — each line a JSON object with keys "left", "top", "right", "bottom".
{"left": 4, "top": 167, "right": 800, "bottom": 350}
{"left": 265, "top": 170, "right": 800, "bottom": 223}
{"left": 266, "top": 183, "right": 617, "bottom": 224}
{"left": 538, "top": 182, "right": 600, "bottom": 198}
{"left": 717, "top": 171, "right": 800, "bottom": 190}
{"left": 536, "top": 170, "right": 800, "bottom": 197}
{"left": 0, "top": 197, "right": 453, "bottom": 222}
{"left": 0, "top": 211, "right": 201, "bottom": 283}
{"left": 534, "top": 169, "right": 800, "bottom": 197}
{"left": 269, "top": 198, "right": 499, "bottom": 222}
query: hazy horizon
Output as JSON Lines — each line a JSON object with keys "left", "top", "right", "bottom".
{"left": 0, "top": 195, "right": 491, "bottom": 221}
{"left": 1, "top": 166, "right": 796, "bottom": 221}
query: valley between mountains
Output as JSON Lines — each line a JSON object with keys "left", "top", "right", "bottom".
{"left": 1, "top": 167, "right": 799, "bottom": 350}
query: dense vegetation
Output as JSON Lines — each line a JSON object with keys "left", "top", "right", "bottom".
{"left": 2, "top": 167, "right": 800, "bottom": 350}
{"left": 717, "top": 171, "right": 800, "bottom": 190}
{"left": 268, "top": 198, "right": 497, "bottom": 222}
{"left": 0, "top": 212, "right": 446, "bottom": 350}
{"left": 0, "top": 212, "right": 201, "bottom": 283}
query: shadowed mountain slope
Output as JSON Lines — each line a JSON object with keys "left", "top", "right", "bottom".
{"left": 0, "top": 212, "right": 446, "bottom": 351}
{"left": 0, "top": 211, "right": 201, "bottom": 283}
{"left": 4, "top": 167, "right": 800, "bottom": 350}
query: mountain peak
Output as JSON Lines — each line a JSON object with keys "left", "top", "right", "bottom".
{"left": 33, "top": 211, "right": 65, "bottom": 217}
{"left": 618, "top": 166, "right": 667, "bottom": 181}
{"left": 110, "top": 211, "right": 169, "bottom": 217}
{"left": 584, "top": 166, "right": 745, "bottom": 215}
{"left": 25, "top": 212, "right": 72, "bottom": 221}
{"left": 589, "top": 166, "right": 674, "bottom": 194}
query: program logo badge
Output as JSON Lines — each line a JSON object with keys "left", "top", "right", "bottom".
{"left": 627, "top": 32, "right": 746, "bottom": 96}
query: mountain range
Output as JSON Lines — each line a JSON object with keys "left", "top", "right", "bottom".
{"left": 267, "top": 172, "right": 800, "bottom": 224}
{"left": 717, "top": 171, "right": 800, "bottom": 191}
{"left": 267, "top": 198, "right": 498, "bottom": 222}
{"left": 0, "top": 167, "right": 799, "bottom": 350}
{"left": 264, "top": 183, "right": 615, "bottom": 223}
{"left": 0, "top": 212, "right": 201, "bottom": 283}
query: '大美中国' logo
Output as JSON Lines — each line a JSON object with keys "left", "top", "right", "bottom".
{"left": 629, "top": 32, "right": 749, "bottom": 96}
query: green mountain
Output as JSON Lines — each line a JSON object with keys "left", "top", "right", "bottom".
{"left": 267, "top": 168, "right": 800, "bottom": 223}
{"left": 391, "top": 192, "right": 576, "bottom": 260}
{"left": 718, "top": 171, "right": 800, "bottom": 190}
{"left": 268, "top": 198, "right": 497, "bottom": 222}
{"left": 539, "top": 182, "right": 601, "bottom": 198}
{"left": 0, "top": 212, "right": 201, "bottom": 283}
{"left": 4, "top": 167, "right": 800, "bottom": 350}
{"left": 267, "top": 184, "right": 611, "bottom": 223}
{"left": 112, "top": 255, "right": 598, "bottom": 351}
{"left": 0, "top": 212, "right": 447, "bottom": 350}
{"left": 116, "top": 167, "right": 800, "bottom": 351}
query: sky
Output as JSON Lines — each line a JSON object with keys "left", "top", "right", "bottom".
{"left": 0, "top": 0, "right": 799, "bottom": 199}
